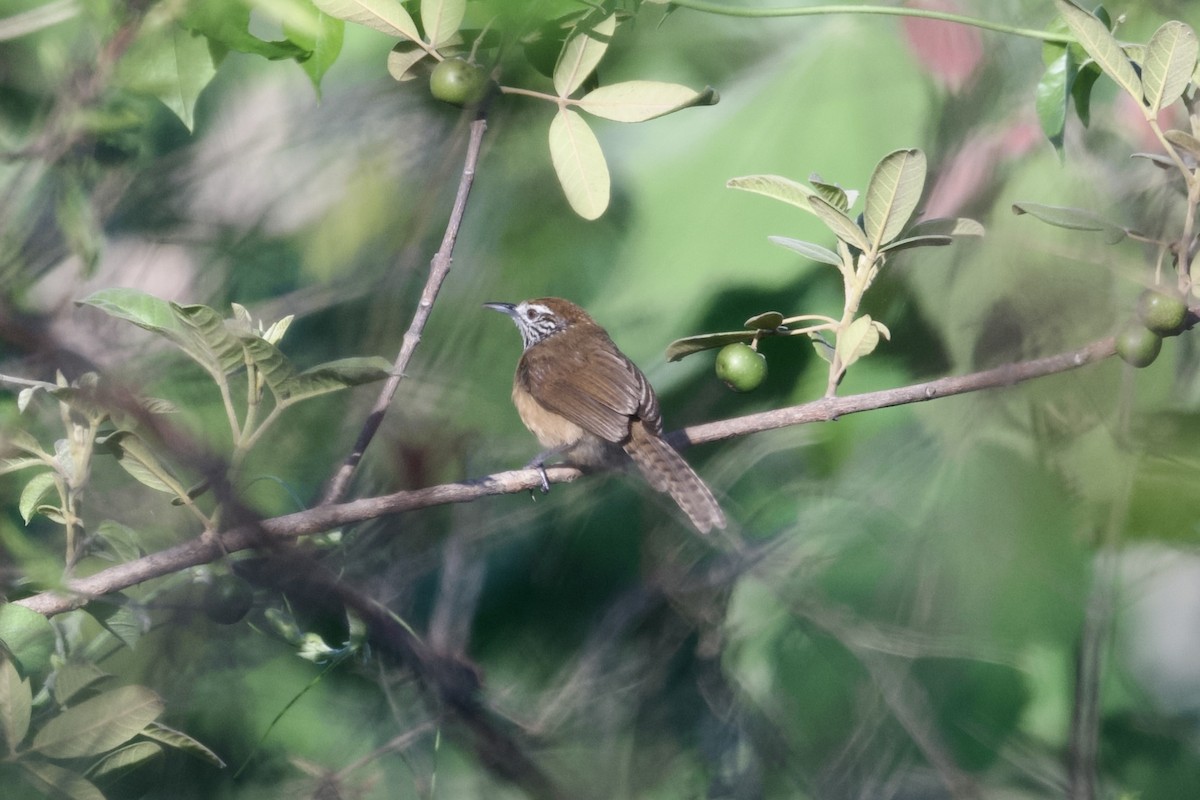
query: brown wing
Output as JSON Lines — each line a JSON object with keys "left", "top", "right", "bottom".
{"left": 517, "top": 325, "right": 662, "bottom": 444}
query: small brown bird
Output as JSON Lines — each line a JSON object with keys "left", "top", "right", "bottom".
{"left": 486, "top": 297, "right": 726, "bottom": 533}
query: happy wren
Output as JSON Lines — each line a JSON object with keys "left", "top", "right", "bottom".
{"left": 485, "top": 297, "right": 726, "bottom": 533}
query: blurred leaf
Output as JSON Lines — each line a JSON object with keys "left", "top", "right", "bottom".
{"left": 95, "top": 431, "right": 184, "bottom": 496}
{"left": 19, "top": 471, "right": 57, "bottom": 524}
{"left": 548, "top": 108, "right": 610, "bottom": 220}
{"left": 88, "top": 741, "right": 164, "bottom": 779}
{"left": 85, "top": 601, "right": 147, "bottom": 651}
{"left": 768, "top": 236, "right": 842, "bottom": 266}
{"left": 880, "top": 234, "right": 953, "bottom": 254}
{"left": 1142, "top": 20, "right": 1197, "bottom": 111}
{"left": 117, "top": 25, "right": 215, "bottom": 130}
{"left": 809, "top": 195, "right": 870, "bottom": 252}
{"left": 905, "top": 216, "right": 984, "bottom": 237}
{"left": 665, "top": 331, "right": 757, "bottom": 362}
{"left": 1071, "top": 61, "right": 1102, "bottom": 127}
{"left": 141, "top": 721, "right": 226, "bottom": 767}
{"left": 864, "top": 148, "right": 926, "bottom": 249}
{"left": 1011, "top": 202, "right": 1127, "bottom": 243}
{"left": 287, "top": 8, "right": 344, "bottom": 90}
{"left": 387, "top": 40, "right": 426, "bottom": 81}
{"left": 55, "top": 173, "right": 103, "bottom": 272}
{"left": 0, "top": 656, "right": 32, "bottom": 751}
{"left": 1053, "top": 0, "right": 1141, "bottom": 103}
{"left": 32, "top": 686, "right": 164, "bottom": 759}
{"left": 554, "top": 13, "right": 615, "bottom": 97}
{"left": 53, "top": 661, "right": 111, "bottom": 707}
{"left": 809, "top": 330, "right": 834, "bottom": 363}
{"left": 744, "top": 311, "right": 784, "bottom": 330}
{"left": 1037, "top": 50, "right": 1074, "bottom": 150}
{"left": 420, "top": 0, "right": 463, "bottom": 47}
{"left": 1165, "top": 129, "right": 1200, "bottom": 160}
{"left": 19, "top": 759, "right": 105, "bottom": 800}
{"left": 311, "top": 0, "right": 418, "bottom": 39}
{"left": 185, "top": 0, "right": 307, "bottom": 61}
{"left": 0, "top": 605, "right": 55, "bottom": 677}
{"left": 94, "top": 520, "right": 146, "bottom": 562}
{"left": 0, "top": 456, "right": 44, "bottom": 476}
{"left": 835, "top": 314, "right": 882, "bottom": 371}
{"left": 277, "top": 356, "right": 392, "bottom": 403}
{"left": 727, "top": 174, "right": 815, "bottom": 212}
{"left": 577, "top": 81, "right": 715, "bottom": 122}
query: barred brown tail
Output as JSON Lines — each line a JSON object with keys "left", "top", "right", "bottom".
{"left": 626, "top": 421, "right": 726, "bottom": 534}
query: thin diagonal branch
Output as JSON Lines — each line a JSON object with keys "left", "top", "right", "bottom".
{"left": 15, "top": 333, "right": 1119, "bottom": 618}
{"left": 320, "top": 113, "right": 489, "bottom": 505}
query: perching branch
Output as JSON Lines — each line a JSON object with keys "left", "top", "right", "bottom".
{"left": 15, "top": 333, "right": 1118, "bottom": 618}
{"left": 320, "top": 112, "right": 489, "bottom": 506}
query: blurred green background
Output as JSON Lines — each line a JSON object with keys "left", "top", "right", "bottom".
{"left": 4, "top": 0, "right": 1200, "bottom": 797}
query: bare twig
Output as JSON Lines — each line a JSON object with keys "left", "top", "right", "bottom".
{"left": 15, "top": 334, "right": 1118, "bottom": 618}
{"left": 320, "top": 114, "right": 489, "bottom": 505}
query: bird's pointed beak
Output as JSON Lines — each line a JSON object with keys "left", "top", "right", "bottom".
{"left": 483, "top": 301, "right": 517, "bottom": 317}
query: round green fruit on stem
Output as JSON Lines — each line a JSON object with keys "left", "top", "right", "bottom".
{"left": 1115, "top": 321, "right": 1162, "bottom": 368}
{"left": 716, "top": 343, "right": 767, "bottom": 392}
{"left": 429, "top": 58, "right": 488, "bottom": 106}
{"left": 1136, "top": 289, "right": 1189, "bottom": 336}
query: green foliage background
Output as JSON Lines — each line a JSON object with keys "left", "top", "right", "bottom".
{"left": 3, "top": 0, "right": 1200, "bottom": 797}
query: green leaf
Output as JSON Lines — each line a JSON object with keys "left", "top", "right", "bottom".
{"left": 1142, "top": 21, "right": 1198, "bottom": 111}
{"left": 809, "top": 195, "right": 870, "bottom": 252}
{"left": 32, "top": 685, "right": 164, "bottom": 759}
{"left": 277, "top": 356, "right": 392, "bottom": 403}
{"left": 548, "top": 108, "right": 610, "bottom": 220}
{"left": 420, "top": 0, "right": 464, "bottom": 47}
{"left": 665, "top": 331, "right": 758, "bottom": 362}
{"left": 1071, "top": 61, "right": 1102, "bottom": 127}
{"left": 52, "top": 661, "right": 111, "bottom": 706}
{"left": 311, "top": 0, "right": 420, "bottom": 40}
{"left": 880, "top": 234, "right": 953, "bottom": 254}
{"left": 0, "top": 656, "right": 32, "bottom": 752}
{"left": 1053, "top": 0, "right": 1141, "bottom": 103}
{"left": 287, "top": 8, "right": 344, "bottom": 90}
{"left": 237, "top": 334, "right": 297, "bottom": 395}
{"left": 88, "top": 741, "right": 164, "bottom": 779}
{"left": 19, "top": 759, "right": 105, "bottom": 800}
{"left": 808, "top": 175, "right": 855, "bottom": 213}
{"left": 85, "top": 601, "right": 147, "bottom": 651}
{"left": 726, "top": 174, "right": 815, "bottom": 212}
{"left": 553, "top": 13, "right": 616, "bottom": 97}
{"left": 1165, "top": 129, "right": 1200, "bottom": 160}
{"left": 904, "top": 217, "right": 985, "bottom": 237}
{"left": 55, "top": 173, "right": 103, "bottom": 272}
{"left": 767, "top": 236, "right": 842, "bottom": 266}
{"left": 117, "top": 25, "right": 216, "bottom": 131}
{"left": 576, "top": 81, "right": 716, "bottom": 122}
{"left": 141, "top": 721, "right": 226, "bottom": 767}
{"left": 863, "top": 148, "right": 926, "bottom": 249}
{"left": 835, "top": 314, "right": 883, "bottom": 371}
{"left": 95, "top": 431, "right": 184, "bottom": 496}
{"left": 387, "top": 40, "right": 427, "bottom": 81}
{"left": 744, "top": 312, "right": 784, "bottom": 330}
{"left": 172, "top": 303, "right": 245, "bottom": 375}
{"left": 1011, "top": 201, "right": 1126, "bottom": 243}
{"left": 19, "top": 471, "right": 57, "bottom": 524}
{"left": 185, "top": 0, "right": 307, "bottom": 61}
{"left": 1036, "top": 50, "right": 1074, "bottom": 150}
{"left": 95, "top": 520, "right": 146, "bottom": 562}
{"left": 0, "top": 604, "right": 56, "bottom": 677}
{"left": 1, "top": 456, "right": 46, "bottom": 477}
{"left": 78, "top": 288, "right": 179, "bottom": 338}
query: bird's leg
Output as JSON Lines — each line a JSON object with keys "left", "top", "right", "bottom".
{"left": 525, "top": 446, "right": 567, "bottom": 495}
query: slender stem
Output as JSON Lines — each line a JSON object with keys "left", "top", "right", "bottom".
{"left": 320, "top": 114, "right": 490, "bottom": 505}
{"left": 664, "top": 0, "right": 1073, "bottom": 44}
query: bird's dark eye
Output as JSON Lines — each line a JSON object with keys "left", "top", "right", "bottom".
{"left": 525, "top": 309, "right": 537, "bottom": 320}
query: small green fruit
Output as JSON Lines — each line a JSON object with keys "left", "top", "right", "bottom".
{"left": 429, "top": 58, "right": 487, "bottom": 106}
{"left": 716, "top": 343, "right": 767, "bottom": 392}
{"left": 1115, "top": 321, "right": 1162, "bottom": 368}
{"left": 1136, "top": 289, "right": 1188, "bottom": 336}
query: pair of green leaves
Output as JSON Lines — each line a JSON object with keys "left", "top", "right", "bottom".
{"left": 1039, "top": 1, "right": 1199, "bottom": 150}
{"left": 0, "top": 654, "right": 221, "bottom": 800}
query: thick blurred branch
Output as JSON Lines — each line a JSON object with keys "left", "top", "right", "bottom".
{"left": 320, "top": 112, "right": 489, "bottom": 505}
{"left": 15, "top": 334, "right": 1117, "bottom": 618}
